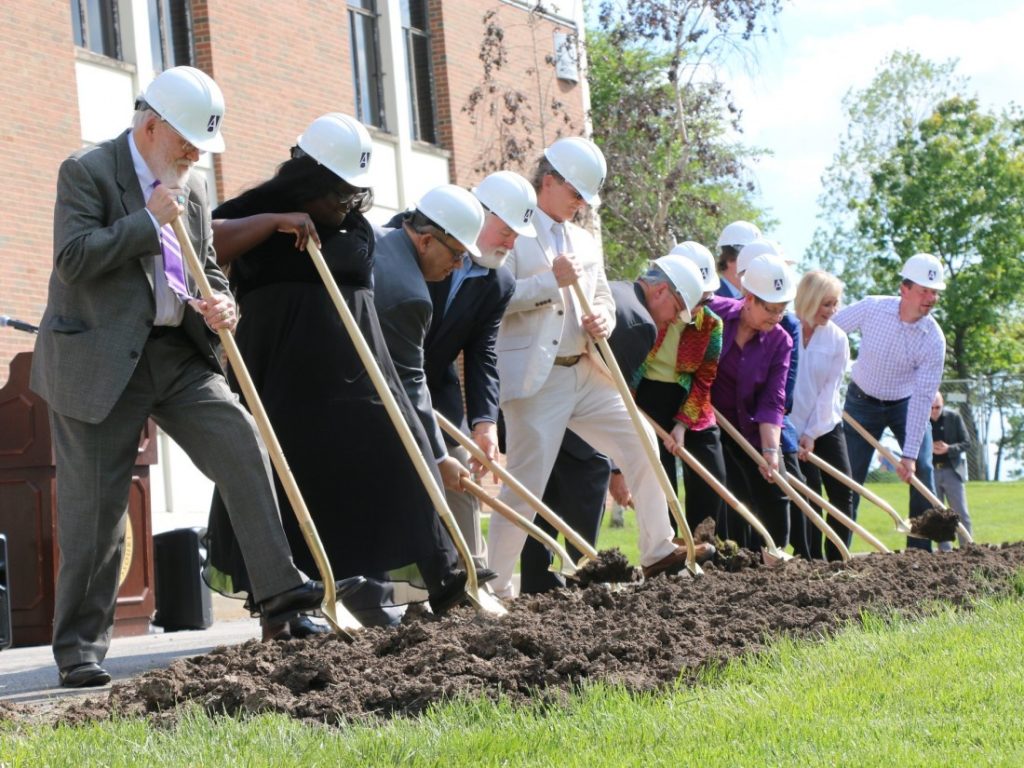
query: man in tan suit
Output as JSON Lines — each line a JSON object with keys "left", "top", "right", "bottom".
{"left": 488, "top": 137, "right": 690, "bottom": 597}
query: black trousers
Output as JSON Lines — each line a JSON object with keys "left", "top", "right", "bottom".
{"left": 797, "top": 422, "right": 854, "bottom": 561}
{"left": 720, "top": 429, "right": 790, "bottom": 550}
{"left": 519, "top": 446, "right": 611, "bottom": 594}
{"left": 783, "top": 450, "right": 811, "bottom": 558}
{"left": 635, "top": 378, "right": 728, "bottom": 535}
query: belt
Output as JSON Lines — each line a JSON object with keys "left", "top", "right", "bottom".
{"left": 553, "top": 354, "right": 583, "bottom": 367}
{"left": 848, "top": 381, "right": 908, "bottom": 407}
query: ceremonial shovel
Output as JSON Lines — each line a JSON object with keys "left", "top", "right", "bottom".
{"left": 305, "top": 241, "right": 505, "bottom": 617}
{"left": 172, "top": 217, "right": 361, "bottom": 637}
{"left": 802, "top": 451, "right": 914, "bottom": 535}
{"left": 842, "top": 412, "right": 973, "bottom": 544}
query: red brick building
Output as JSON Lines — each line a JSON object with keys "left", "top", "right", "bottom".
{"left": 0, "top": 0, "right": 587, "bottom": 509}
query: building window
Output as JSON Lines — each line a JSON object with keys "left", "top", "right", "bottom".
{"left": 401, "top": 0, "right": 437, "bottom": 144}
{"left": 70, "top": 0, "right": 122, "bottom": 60}
{"left": 348, "top": 0, "right": 386, "bottom": 130}
{"left": 148, "top": 0, "right": 195, "bottom": 71}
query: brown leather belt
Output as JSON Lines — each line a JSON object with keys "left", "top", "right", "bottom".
{"left": 553, "top": 354, "right": 582, "bottom": 367}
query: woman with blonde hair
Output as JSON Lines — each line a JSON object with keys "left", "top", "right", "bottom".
{"left": 791, "top": 270, "right": 852, "bottom": 560}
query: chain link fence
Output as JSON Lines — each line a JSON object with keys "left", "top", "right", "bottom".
{"left": 939, "top": 375, "right": 1024, "bottom": 481}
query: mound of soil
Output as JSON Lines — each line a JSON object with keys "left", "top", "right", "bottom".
{"left": 910, "top": 508, "right": 961, "bottom": 541}
{"left": 39, "top": 544, "right": 1024, "bottom": 726}
{"left": 573, "top": 548, "right": 639, "bottom": 587}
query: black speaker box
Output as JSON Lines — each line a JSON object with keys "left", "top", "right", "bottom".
{"left": 0, "top": 533, "right": 11, "bottom": 650}
{"left": 152, "top": 527, "right": 213, "bottom": 631}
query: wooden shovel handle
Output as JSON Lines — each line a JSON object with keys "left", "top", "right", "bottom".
{"left": 172, "top": 218, "right": 357, "bottom": 637}
{"left": 803, "top": 451, "right": 911, "bottom": 532}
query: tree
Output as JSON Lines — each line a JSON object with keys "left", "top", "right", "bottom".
{"left": 814, "top": 53, "right": 1024, "bottom": 480}
{"left": 588, "top": 0, "right": 781, "bottom": 278}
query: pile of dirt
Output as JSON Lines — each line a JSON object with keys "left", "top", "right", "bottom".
{"left": 36, "top": 544, "right": 1024, "bottom": 726}
{"left": 573, "top": 548, "right": 639, "bottom": 587}
{"left": 910, "top": 508, "right": 961, "bottom": 541}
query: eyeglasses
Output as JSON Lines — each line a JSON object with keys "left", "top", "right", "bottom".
{"left": 432, "top": 231, "right": 465, "bottom": 262}
{"left": 159, "top": 119, "right": 199, "bottom": 156}
{"left": 552, "top": 172, "right": 584, "bottom": 202}
{"left": 327, "top": 188, "right": 369, "bottom": 209}
{"left": 755, "top": 298, "right": 787, "bottom": 317}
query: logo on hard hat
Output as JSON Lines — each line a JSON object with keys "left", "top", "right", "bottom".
{"left": 359, "top": 151, "right": 370, "bottom": 169}
{"left": 207, "top": 115, "right": 221, "bottom": 133}
{"left": 773, "top": 278, "right": 783, "bottom": 291}
{"left": 928, "top": 269, "right": 936, "bottom": 280}
{"left": 700, "top": 267, "right": 709, "bottom": 279}
{"left": 523, "top": 207, "right": 534, "bottom": 223}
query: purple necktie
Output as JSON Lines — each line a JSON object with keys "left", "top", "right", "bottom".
{"left": 153, "top": 181, "right": 190, "bottom": 300}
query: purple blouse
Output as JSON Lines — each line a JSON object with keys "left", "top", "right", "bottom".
{"left": 708, "top": 296, "right": 793, "bottom": 449}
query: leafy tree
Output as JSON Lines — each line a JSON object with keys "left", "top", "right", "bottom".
{"left": 588, "top": 0, "right": 782, "bottom": 277}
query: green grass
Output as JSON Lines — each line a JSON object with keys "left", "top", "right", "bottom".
{"left": 4, "top": 597, "right": 1024, "bottom": 766}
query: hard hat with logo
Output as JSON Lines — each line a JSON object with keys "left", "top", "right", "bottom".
{"left": 416, "top": 184, "right": 485, "bottom": 258}
{"left": 141, "top": 66, "right": 226, "bottom": 153}
{"left": 740, "top": 254, "right": 797, "bottom": 304}
{"left": 669, "top": 240, "right": 720, "bottom": 291}
{"left": 716, "top": 220, "right": 762, "bottom": 251}
{"left": 652, "top": 254, "right": 706, "bottom": 323}
{"left": 296, "top": 113, "right": 373, "bottom": 187}
{"left": 473, "top": 170, "right": 537, "bottom": 237}
{"left": 543, "top": 137, "right": 607, "bottom": 204}
{"left": 737, "top": 238, "right": 784, "bottom": 275}
{"left": 899, "top": 253, "right": 946, "bottom": 290}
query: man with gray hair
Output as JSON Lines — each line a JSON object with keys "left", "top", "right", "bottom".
{"left": 930, "top": 391, "right": 973, "bottom": 551}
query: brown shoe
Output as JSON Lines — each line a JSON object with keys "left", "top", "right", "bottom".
{"left": 671, "top": 540, "right": 717, "bottom": 564}
{"left": 642, "top": 546, "right": 688, "bottom": 579}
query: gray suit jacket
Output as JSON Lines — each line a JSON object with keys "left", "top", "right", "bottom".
{"left": 372, "top": 226, "right": 446, "bottom": 459}
{"left": 31, "top": 130, "right": 226, "bottom": 423}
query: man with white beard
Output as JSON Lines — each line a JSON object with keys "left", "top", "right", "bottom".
{"left": 31, "top": 67, "right": 321, "bottom": 687}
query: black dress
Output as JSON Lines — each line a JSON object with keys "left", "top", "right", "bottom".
{"left": 205, "top": 195, "right": 457, "bottom": 601}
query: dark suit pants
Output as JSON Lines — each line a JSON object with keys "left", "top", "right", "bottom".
{"left": 50, "top": 328, "right": 302, "bottom": 668}
{"left": 720, "top": 430, "right": 790, "bottom": 550}
{"left": 520, "top": 447, "right": 610, "bottom": 594}
{"left": 783, "top": 451, "right": 812, "bottom": 559}
{"left": 798, "top": 422, "right": 855, "bottom": 561}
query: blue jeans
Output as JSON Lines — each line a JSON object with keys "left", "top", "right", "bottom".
{"left": 843, "top": 382, "right": 935, "bottom": 551}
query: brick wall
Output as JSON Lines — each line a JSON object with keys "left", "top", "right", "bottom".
{"left": 0, "top": 3, "right": 82, "bottom": 380}
{"left": 431, "top": 2, "right": 586, "bottom": 187}
{"left": 202, "top": 1, "right": 356, "bottom": 201}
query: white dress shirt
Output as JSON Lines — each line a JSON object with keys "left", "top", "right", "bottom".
{"left": 834, "top": 295, "right": 945, "bottom": 460}
{"left": 790, "top": 319, "right": 849, "bottom": 440}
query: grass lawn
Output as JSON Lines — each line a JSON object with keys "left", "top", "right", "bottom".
{"left": 4, "top": 592, "right": 1023, "bottom": 766}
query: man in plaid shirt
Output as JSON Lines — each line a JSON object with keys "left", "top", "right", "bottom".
{"left": 834, "top": 253, "right": 946, "bottom": 550}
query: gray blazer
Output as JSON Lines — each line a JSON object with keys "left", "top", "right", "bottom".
{"left": 372, "top": 226, "right": 447, "bottom": 459}
{"left": 31, "top": 130, "right": 226, "bottom": 423}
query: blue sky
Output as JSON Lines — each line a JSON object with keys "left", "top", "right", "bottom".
{"left": 720, "top": 0, "right": 1024, "bottom": 264}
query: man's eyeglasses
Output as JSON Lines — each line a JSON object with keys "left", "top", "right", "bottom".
{"left": 552, "top": 172, "right": 584, "bottom": 202}
{"left": 159, "top": 119, "right": 199, "bottom": 156}
{"left": 432, "top": 230, "right": 465, "bottom": 261}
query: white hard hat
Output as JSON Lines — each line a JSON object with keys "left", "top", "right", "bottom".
{"left": 899, "top": 253, "right": 946, "bottom": 290}
{"left": 543, "top": 137, "right": 606, "bottom": 204}
{"left": 142, "top": 66, "right": 225, "bottom": 153}
{"left": 716, "top": 220, "right": 762, "bottom": 251}
{"left": 669, "top": 240, "right": 720, "bottom": 292}
{"left": 651, "top": 254, "right": 706, "bottom": 323}
{"left": 737, "top": 238, "right": 783, "bottom": 275}
{"left": 416, "top": 184, "right": 485, "bottom": 258}
{"left": 297, "top": 113, "right": 373, "bottom": 187}
{"left": 741, "top": 254, "right": 797, "bottom": 304}
{"left": 473, "top": 170, "right": 537, "bottom": 238}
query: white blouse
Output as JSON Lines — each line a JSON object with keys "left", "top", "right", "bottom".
{"left": 790, "top": 320, "right": 850, "bottom": 440}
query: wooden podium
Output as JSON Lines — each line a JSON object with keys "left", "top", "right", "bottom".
{"left": 0, "top": 352, "right": 156, "bottom": 647}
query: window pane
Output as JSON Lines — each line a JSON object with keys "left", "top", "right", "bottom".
{"left": 84, "top": 0, "right": 118, "bottom": 58}
{"left": 348, "top": 0, "right": 374, "bottom": 11}
{"left": 349, "top": 8, "right": 384, "bottom": 129}
{"left": 70, "top": 0, "right": 85, "bottom": 47}
{"left": 400, "top": 0, "right": 428, "bottom": 31}
{"left": 166, "top": 0, "right": 194, "bottom": 67}
{"left": 147, "top": 0, "right": 164, "bottom": 70}
{"left": 407, "top": 33, "right": 436, "bottom": 143}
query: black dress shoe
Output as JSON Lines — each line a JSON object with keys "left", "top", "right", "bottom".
{"left": 429, "top": 570, "right": 468, "bottom": 616}
{"left": 334, "top": 575, "right": 368, "bottom": 600}
{"left": 475, "top": 567, "right": 499, "bottom": 585}
{"left": 59, "top": 662, "right": 111, "bottom": 688}
{"left": 259, "top": 580, "right": 325, "bottom": 624}
{"left": 288, "top": 614, "right": 330, "bottom": 638}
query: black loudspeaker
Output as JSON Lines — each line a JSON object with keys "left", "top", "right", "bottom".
{"left": 0, "top": 533, "right": 11, "bottom": 650}
{"left": 152, "top": 527, "right": 213, "bottom": 631}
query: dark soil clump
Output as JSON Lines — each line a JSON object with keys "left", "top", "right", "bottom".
{"left": 43, "top": 543, "right": 1024, "bottom": 727}
{"left": 573, "top": 548, "right": 639, "bottom": 587}
{"left": 910, "top": 507, "right": 961, "bottom": 541}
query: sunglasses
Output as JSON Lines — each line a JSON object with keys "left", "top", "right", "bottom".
{"left": 328, "top": 188, "right": 369, "bottom": 208}
{"left": 552, "top": 172, "right": 584, "bottom": 202}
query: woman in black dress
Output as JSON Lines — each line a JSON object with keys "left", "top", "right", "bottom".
{"left": 204, "top": 114, "right": 473, "bottom": 634}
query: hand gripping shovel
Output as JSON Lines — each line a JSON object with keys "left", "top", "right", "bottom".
{"left": 803, "top": 451, "right": 913, "bottom": 535}
{"left": 434, "top": 411, "right": 599, "bottom": 565}
{"left": 644, "top": 415, "right": 791, "bottom": 564}
{"left": 713, "top": 407, "right": 852, "bottom": 562}
{"left": 172, "top": 218, "right": 360, "bottom": 638}
{"left": 459, "top": 477, "right": 578, "bottom": 579}
{"left": 305, "top": 241, "right": 505, "bottom": 617}
{"left": 842, "top": 412, "right": 973, "bottom": 544}
{"left": 570, "top": 282, "right": 702, "bottom": 577}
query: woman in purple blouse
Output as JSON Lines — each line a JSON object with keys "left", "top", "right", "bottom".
{"left": 708, "top": 254, "right": 797, "bottom": 550}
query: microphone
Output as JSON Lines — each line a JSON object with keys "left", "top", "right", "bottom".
{"left": 0, "top": 315, "right": 39, "bottom": 334}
